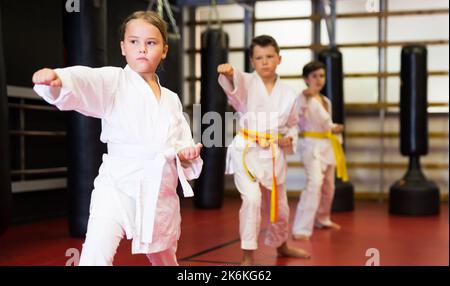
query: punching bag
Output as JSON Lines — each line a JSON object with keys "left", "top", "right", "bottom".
{"left": 318, "top": 47, "right": 354, "bottom": 212}
{"left": 157, "top": 34, "right": 183, "bottom": 98}
{"left": 194, "top": 29, "right": 228, "bottom": 208}
{"left": 389, "top": 45, "right": 440, "bottom": 215}
{"left": 0, "top": 4, "right": 12, "bottom": 236}
{"left": 63, "top": 0, "right": 108, "bottom": 237}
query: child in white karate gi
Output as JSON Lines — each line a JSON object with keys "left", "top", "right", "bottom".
{"left": 292, "top": 61, "right": 346, "bottom": 241}
{"left": 32, "top": 11, "right": 203, "bottom": 266}
{"left": 217, "top": 35, "right": 310, "bottom": 266}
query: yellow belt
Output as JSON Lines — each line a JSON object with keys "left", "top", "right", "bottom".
{"left": 303, "top": 131, "right": 349, "bottom": 182}
{"left": 240, "top": 129, "right": 282, "bottom": 223}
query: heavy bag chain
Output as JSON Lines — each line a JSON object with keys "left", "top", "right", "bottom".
{"left": 147, "top": 0, "right": 180, "bottom": 38}
{"left": 206, "top": 0, "right": 227, "bottom": 49}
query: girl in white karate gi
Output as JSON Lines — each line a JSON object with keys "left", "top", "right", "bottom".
{"left": 292, "top": 61, "right": 346, "bottom": 241}
{"left": 217, "top": 35, "right": 310, "bottom": 266}
{"left": 32, "top": 11, "right": 203, "bottom": 266}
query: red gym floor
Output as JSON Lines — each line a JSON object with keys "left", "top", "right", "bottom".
{"left": 0, "top": 198, "right": 448, "bottom": 266}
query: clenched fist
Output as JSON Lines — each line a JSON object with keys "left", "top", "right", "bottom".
{"left": 277, "top": 136, "right": 293, "bottom": 149}
{"left": 178, "top": 143, "right": 203, "bottom": 162}
{"left": 32, "top": 68, "right": 62, "bottom": 87}
{"left": 217, "top": 63, "right": 234, "bottom": 80}
{"left": 302, "top": 88, "right": 314, "bottom": 98}
{"left": 332, "top": 124, "right": 344, "bottom": 134}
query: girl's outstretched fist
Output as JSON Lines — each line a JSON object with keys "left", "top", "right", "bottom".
{"left": 217, "top": 64, "right": 234, "bottom": 80}
{"left": 32, "top": 68, "right": 62, "bottom": 87}
{"left": 178, "top": 143, "right": 203, "bottom": 162}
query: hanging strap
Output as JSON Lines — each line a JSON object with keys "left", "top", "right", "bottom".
{"left": 207, "top": 0, "right": 223, "bottom": 30}
{"left": 162, "top": 0, "right": 180, "bottom": 38}
{"left": 147, "top": 0, "right": 180, "bottom": 38}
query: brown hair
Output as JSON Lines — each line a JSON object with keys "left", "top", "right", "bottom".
{"left": 120, "top": 11, "right": 168, "bottom": 45}
{"left": 302, "top": 61, "right": 326, "bottom": 78}
{"left": 249, "top": 35, "right": 280, "bottom": 58}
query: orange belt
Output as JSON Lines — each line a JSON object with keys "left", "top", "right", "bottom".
{"left": 239, "top": 129, "right": 282, "bottom": 223}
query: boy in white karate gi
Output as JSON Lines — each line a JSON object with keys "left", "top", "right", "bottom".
{"left": 32, "top": 11, "right": 203, "bottom": 266}
{"left": 217, "top": 35, "right": 310, "bottom": 265}
{"left": 292, "top": 61, "right": 346, "bottom": 241}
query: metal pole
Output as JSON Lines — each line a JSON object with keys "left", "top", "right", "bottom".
{"left": 243, "top": 3, "right": 254, "bottom": 72}
{"left": 378, "top": 0, "right": 387, "bottom": 203}
{"left": 330, "top": 0, "right": 336, "bottom": 47}
{"left": 188, "top": 6, "right": 196, "bottom": 105}
{"left": 312, "top": 0, "right": 321, "bottom": 60}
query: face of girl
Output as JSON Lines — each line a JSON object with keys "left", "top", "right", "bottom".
{"left": 120, "top": 19, "right": 168, "bottom": 77}
{"left": 304, "top": 68, "right": 326, "bottom": 92}
{"left": 250, "top": 45, "right": 281, "bottom": 80}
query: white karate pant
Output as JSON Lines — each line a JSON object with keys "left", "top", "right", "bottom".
{"left": 292, "top": 159, "right": 335, "bottom": 236}
{"left": 78, "top": 217, "right": 178, "bottom": 266}
{"left": 233, "top": 170, "right": 290, "bottom": 250}
{"left": 78, "top": 189, "right": 178, "bottom": 266}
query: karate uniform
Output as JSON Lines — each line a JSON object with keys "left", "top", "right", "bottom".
{"left": 292, "top": 92, "right": 338, "bottom": 237}
{"left": 218, "top": 69, "right": 299, "bottom": 250}
{"left": 34, "top": 65, "right": 203, "bottom": 266}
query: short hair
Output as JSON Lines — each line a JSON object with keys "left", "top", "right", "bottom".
{"left": 302, "top": 61, "right": 326, "bottom": 78}
{"left": 249, "top": 35, "right": 280, "bottom": 58}
{"left": 120, "top": 11, "right": 168, "bottom": 45}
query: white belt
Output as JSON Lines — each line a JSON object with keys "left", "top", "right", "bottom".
{"left": 106, "top": 143, "right": 194, "bottom": 254}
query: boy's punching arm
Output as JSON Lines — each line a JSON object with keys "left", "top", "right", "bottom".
{"left": 32, "top": 66, "right": 120, "bottom": 119}
{"left": 217, "top": 64, "right": 250, "bottom": 112}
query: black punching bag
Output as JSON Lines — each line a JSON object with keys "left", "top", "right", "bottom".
{"left": 389, "top": 45, "right": 440, "bottom": 215}
{"left": 194, "top": 29, "right": 228, "bottom": 208}
{"left": 63, "top": 0, "right": 108, "bottom": 237}
{"left": 0, "top": 4, "right": 12, "bottom": 236}
{"left": 157, "top": 34, "right": 183, "bottom": 98}
{"left": 318, "top": 47, "right": 354, "bottom": 212}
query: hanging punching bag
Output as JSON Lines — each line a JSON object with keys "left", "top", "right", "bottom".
{"left": 389, "top": 45, "right": 439, "bottom": 215}
{"left": 63, "top": 0, "right": 108, "bottom": 237}
{"left": 157, "top": 34, "right": 183, "bottom": 98}
{"left": 0, "top": 4, "right": 12, "bottom": 236}
{"left": 194, "top": 29, "right": 228, "bottom": 209}
{"left": 318, "top": 47, "right": 354, "bottom": 212}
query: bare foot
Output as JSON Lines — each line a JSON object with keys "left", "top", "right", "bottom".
{"left": 241, "top": 250, "right": 254, "bottom": 266}
{"left": 321, "top": 222, "right": 341, "bottom": 231}
{"left": 292, "top": 234, "right": 311, "bottom": 241}
{"left": 277, "top": 242, "right": 311, "bottom": 259}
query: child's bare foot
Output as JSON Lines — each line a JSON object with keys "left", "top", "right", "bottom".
{"left": 241, "top": 250, "right": 254, "bottom": 266}
{"left": 277, "top": 242, "right": 311, "bottom": 259}
{"left": 322, "top": 222, "right": 341, "bottom": 231}
{"left": 292, "top": 234, "right": 311, "bottom": 241}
